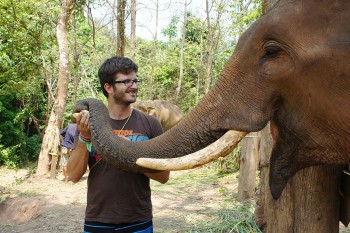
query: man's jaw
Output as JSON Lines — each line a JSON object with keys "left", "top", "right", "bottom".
{"left": 126, "top": 90, "right": 137, "bottom": 102}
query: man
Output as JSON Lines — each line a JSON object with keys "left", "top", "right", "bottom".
{"left": 60, "top": 123, "right": 78, "bottom": 182}
{"left": 67, "top": 56, "right": 170, "bottom": 233}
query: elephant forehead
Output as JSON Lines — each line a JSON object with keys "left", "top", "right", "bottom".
{"left": 260, "top": 1, "right": 349, "bottom": 46}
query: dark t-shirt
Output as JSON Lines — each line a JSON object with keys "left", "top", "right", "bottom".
{"left": 85, "top": 109, "right": 163, "bottom": 224}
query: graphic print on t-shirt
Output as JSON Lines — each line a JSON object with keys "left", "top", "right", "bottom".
{"left": 113, "top": 129, "right": 150, "bottom": 142}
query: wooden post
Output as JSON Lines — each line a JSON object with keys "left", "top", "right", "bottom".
{"left": 49, "top": 153, "right": 58, "bottom": 179}
{"left": 49, "top": 126, "right": 60, "bottom": 179}
{"left": 238, "top": 132, "right": 260, "bottom": 201}
{"left": 254, "top": 124, "right": 272, "bottom": 228}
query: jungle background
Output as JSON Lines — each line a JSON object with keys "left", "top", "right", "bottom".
{"left": 0, "top": 0, "right": 260, "bottom": 172}
{"left": 0, "top": 0, "right": 264, "bottom": 232}
{"left": 3, "top": 0, "right": 349, "bottom": 232}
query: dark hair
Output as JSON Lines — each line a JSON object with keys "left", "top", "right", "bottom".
{"left": 98, "top": 56, "right": 138, "bottom": 97}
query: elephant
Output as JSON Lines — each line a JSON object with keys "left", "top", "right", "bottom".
{"left": 131, "top": 100, "right": 183, "bottom": 132}
{"left": 73, "top": 0, "right": 350, "bottom": 200}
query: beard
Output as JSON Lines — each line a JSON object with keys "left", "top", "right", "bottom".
{"left": 112, "top": 86, "right": 137, "bottom": 106}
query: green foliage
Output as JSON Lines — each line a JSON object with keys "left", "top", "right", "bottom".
{"left": 228, "top": 0, "right": 262, "bottom": 39}
{"left": 20, "top": 135, "right": 42, "bottom": 163}
{"left": 162, "top": 15, "right": 179, "bottom": 40}
{"left": 0, "top": 137, "right": 41, "bottom": 169}
{"left": 185, "top": 12, "right": 207, "bottom": 44}
{"left": 0, "top": 0, "right": 263, "bottom": 167}
{"left": 0, "top": 95, "right": 42, "bottom": 168}
{"left": 0, "top": 0, "right": 56, "bottom": 167}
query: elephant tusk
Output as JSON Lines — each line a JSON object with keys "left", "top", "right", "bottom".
{"left": 136, "top": 130, "right": 248, "bottom": 171}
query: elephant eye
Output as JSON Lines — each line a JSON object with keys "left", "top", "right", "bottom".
{"left": 263, "top": 46, "right": 281, "bottom": 58}
{"left": 259, "top": 41, "right": 294, "bottom": 76}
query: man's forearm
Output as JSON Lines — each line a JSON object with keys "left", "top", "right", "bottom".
{"left": 67, "top": 142, "right": 89, "bottom": 183}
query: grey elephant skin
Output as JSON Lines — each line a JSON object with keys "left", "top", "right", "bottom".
{"left": 73, "top": 0, "right": 350, "bottom": 200}
{"left": 132, "top": 100, "right": 183, "bottom": 132}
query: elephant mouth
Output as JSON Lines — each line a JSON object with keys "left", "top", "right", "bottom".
{"left": 136, "top": 130, "right": 248, "bottom": 170}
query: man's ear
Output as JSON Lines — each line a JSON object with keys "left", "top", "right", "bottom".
{"left": 104, "top": 83, "right": 114, "bottom": 95}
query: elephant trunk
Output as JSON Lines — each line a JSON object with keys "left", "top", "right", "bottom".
{"left": 73, "top": 92, "right": 248, "bottom": 172}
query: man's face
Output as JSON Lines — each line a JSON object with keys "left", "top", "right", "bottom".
{"left": 111, "top": 72, "right": 140, "bottom": 105}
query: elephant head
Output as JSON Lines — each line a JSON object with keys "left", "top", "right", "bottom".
{"left": 131, "top": 100, "right": 183, "bottom": 132}
{"left": 73, "top": 0, "right": 350, "bottom": 199}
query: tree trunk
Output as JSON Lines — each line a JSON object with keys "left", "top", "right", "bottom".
{"left": 174, "top": 0, "right": 187, "bottom": 101}
{"left": 36, "top": 0, "right": 75, "bottom": 176}
{"left": 130, "top": 0, "right": 136, "bottom": 60}
{"left": 148, "top": 0, "right": 159, "bottom": 99}
{"left": 204, "top": 0, "right": 213, "bottom": 94}
{"left": 72, "top": 15, "right": 79, "bottom": 105}
{"left": 116, "top": 0, "right": 126, "bottom": 56}
{"left": 154, "top": 0, "right": 159, "bottom": 42}
{"left": 204, "top": 0, "right": 223, "bottom": 94}
{"left": 237, "top": 132, "right": 260, "bottom": 201}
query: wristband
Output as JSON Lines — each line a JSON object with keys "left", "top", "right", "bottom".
{"left": 79, "top": 132, "right": 91, "bottom": 140}
{"left": 79, "top": 133, "right": 92, "bottom": 152}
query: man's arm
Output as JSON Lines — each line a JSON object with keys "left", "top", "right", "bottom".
{"left": 67, "top": 111, "right": 91, "bottom": 183}
{"left": 67, "top": 142, "right": 89, "bottom": 183}
{"left": 144, "top": 171, "right": 170, "bottom": 184}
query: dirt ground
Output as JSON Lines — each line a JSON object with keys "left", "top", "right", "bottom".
{"left": 1, "top": 166, "right": 350, "bottom": 233}
{"left": 0, "top": 166, "right": 240, "bottom": 233}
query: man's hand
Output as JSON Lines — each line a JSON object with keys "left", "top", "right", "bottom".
{"left": 73, "top": 110, "right": 91, "bottom": 138}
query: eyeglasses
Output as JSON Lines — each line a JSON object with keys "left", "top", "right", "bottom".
{"left": 112, "top": 79, "right": 142, "bottom": 87}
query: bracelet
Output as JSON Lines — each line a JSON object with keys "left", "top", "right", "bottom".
{"left": 79, "top": 133, "right": 92, "bottom": 152}
{"left": 79, "top": 132, "right": 91, "bottom": 141}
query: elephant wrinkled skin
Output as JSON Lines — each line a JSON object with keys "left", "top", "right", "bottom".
{"left": 73, "top": 0, "right": 350, "bottom": 199}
